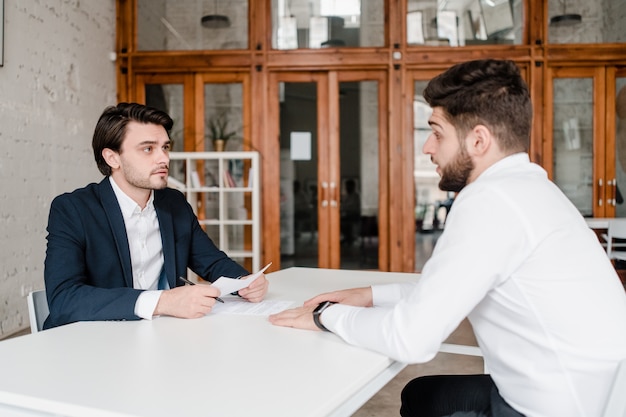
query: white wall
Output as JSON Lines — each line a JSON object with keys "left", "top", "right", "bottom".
{"left": 0, "top": 0, "right": 116, "bottom": 338}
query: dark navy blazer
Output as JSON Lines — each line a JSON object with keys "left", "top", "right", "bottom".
{"left": 43, "top": 178, "right": 248, "bottom": 329}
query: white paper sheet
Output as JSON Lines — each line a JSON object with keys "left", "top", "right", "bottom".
{"left": 212, "top": 299, "right": 294, "bottom": 316}
{"left": 212, "top": 262, "right": 272, "bottom": 295}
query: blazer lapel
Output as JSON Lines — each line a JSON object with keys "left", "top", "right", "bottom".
{"left": 154, "top": 192, "right": 176, "bottom": 289}
{"left": 98, "top": 178, "right": 134, "bottom": 288}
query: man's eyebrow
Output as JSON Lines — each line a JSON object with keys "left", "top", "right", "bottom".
{"left": 136, "top": 139, "right": 171, "bottom": 146}
{"left": 428, "top": 120, "right": 442, "bottom": 129}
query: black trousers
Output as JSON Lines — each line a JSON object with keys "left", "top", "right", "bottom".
{"left": 400, "top": 374, "right": 525, "bottom": 417}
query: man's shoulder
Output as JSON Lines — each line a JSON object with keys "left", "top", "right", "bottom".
{"left": 155, "top": 186, "right": 186, "bottom": 202}
{"left": 51, "top": 179, "right": 109, "bottom": 208}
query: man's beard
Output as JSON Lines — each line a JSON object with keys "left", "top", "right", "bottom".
{"left": 438, "top": 148, "right": 474, "bottom": 193}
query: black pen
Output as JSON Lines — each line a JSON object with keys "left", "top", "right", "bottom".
{"left": 177, "top": 276, "right": 224, "bottom": 303}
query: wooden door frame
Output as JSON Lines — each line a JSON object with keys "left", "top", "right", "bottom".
{"left": 266, "top": 70, "right": 390, "bottom": 270}
{"left": 544, "top": 66, "right": 607, "bottom": 217}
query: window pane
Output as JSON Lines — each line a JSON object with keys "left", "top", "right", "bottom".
{"left": 407, "top": 0, "right": 523, "bottom": 47}
{"left": 552, "top": 77, "right": 594, "bottom": 216}
{"left": 414, "top": 81, "right": 449, "bottom": 271}
{"left": 548, "top": 0, "right": 626, "bottom": 44}
{"left": 145, "top": 84, "right": 185, "bottom": 179}
{"left": 271, "top": 0, "right": 384, "bottom": 49}
{"left": 279, "top": 82, "right": 319, "bottom": 265}
{"left": 204, "top": 83, "right": 244, "bottom": 152}
{"left": 339, "top": 81, "right": 379, "bottom": 270}
{"left": 616, "top": 77, "right": 626, "bottom": 217}
{"left": 137, "top": 0, "right": 248, "bottom": 51}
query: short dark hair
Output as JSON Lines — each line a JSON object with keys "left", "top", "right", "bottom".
{"left": 423, "top": 59, "right": 532, "bottom": 153}
{"left": 92, "top": 102, "right": 174, "bottom": 176}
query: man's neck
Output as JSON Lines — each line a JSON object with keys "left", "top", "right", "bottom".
{"left": 109, "top": 175, "right": 151, "bottom": 209}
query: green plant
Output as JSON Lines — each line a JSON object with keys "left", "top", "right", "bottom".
{"left": 207, "top": 113, "right": 237, "bottom": 141}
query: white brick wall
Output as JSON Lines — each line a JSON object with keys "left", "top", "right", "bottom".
{"left": 0, "top": 0, "right": 116, "bottom": 338}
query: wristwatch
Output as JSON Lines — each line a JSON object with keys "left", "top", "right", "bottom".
{"left": 313, "top": 301, "right": 336, "bottom": 332}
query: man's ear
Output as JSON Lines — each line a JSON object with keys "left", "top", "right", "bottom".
{"left": 102, "top": 148, "right": 120, "bottom": 171}
{"left": 466, "top": 125, "right": 492, "bottom": 157}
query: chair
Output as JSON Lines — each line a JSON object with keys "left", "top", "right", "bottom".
{"left": 603, "top": 358, "right": 626, "bottom": 417}
{"left": 606, "top": 219, "right": 626, "bottom": 261}
{"left": 27, "top": 289, "right": 49, "bottom": 333}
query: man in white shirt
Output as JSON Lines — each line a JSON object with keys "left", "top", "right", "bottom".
{"left": 270, "top": 59, "right": 626, "bottom": 417}
{"left": 45, "top": 103, "right": 268, "bottom": 329}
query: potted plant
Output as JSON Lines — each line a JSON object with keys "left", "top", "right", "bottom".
{"left": 207, "top": 112, "right": 237, "bottom": 152}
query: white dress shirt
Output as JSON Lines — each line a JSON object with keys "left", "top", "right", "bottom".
{"left": 110, "top": 177, "right": 164, "bottom": 319}
{"left": 322, "top": 153, "right": 626, "bottom": 417}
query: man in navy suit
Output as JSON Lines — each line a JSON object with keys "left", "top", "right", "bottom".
{"left": 44, "top": 103, "right": 268, "bottom": 329}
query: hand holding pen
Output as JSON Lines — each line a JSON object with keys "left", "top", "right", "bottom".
{"left": 178, "top": 276, "right": 224, "bottom": 303}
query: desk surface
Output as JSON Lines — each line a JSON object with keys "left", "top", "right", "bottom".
{"left": 0, "top": 268, "right": 417, "bottom": 417}
{"left": 585, "top": 218, "right": 611, "bottom": 229}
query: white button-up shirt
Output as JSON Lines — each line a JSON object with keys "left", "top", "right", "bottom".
{"left": 110, "top": 177, "right": 164, "bottom": 319}
{"left": 323, "top": 153, "right": 626, "bottom": 417}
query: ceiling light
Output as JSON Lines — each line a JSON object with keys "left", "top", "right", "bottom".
{"left": 550, "top": 0, "right": 582, "bottom": 27}
{"left": 201, "top": 0, "right": 231, "bottom": 29}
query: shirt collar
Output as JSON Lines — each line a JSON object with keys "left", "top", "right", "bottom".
{"left": 109, "top": 177, "right": 155, "bottom": 219}
{"left": 476, "top": 152, "right": 530, "bottom": 181}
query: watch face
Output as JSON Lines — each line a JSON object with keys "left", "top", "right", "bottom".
{"left": 313, "top": 301, "right": 336, "bottom": 332}
{"left": 314, "top": 301, "right": 334, "bottom": 313}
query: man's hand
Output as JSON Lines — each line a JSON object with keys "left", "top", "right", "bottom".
{"left": 269, "top": 287, "right": 373, "bottom": 331}
{"left": 304, "top": 287, "right": 373, "bottom": 308}
{"left": 268, "top": 304, "right": 320, "bottom": 330}
{"left": 237, "top": 273, "right": 269, "bottom": 303}
{"left": 154, "top": 285, "right": 221, "bottom": 318}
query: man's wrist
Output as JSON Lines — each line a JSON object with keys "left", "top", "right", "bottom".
{"left": 312, "top": 301, "right": 336, "bottom": 332}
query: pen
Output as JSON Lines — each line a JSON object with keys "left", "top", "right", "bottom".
{"left": 177, "top": 276, "right": 224, "bottom": 303}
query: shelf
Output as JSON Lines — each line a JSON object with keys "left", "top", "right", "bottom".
{"left": 168, "top": 151, "right": 260, "bottom": 272}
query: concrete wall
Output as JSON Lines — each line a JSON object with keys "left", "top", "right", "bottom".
{"left": 0, "top": 0, "right": 116, "bottom": 338}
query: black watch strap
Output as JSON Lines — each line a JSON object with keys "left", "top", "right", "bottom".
{"left": 312, "top": 301, "right": 336, "bottom": 332}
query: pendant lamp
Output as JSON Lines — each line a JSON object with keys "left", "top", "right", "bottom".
{"left": 201, "top": 0, "right": 231, "bottom": 29}
{"left": 550, "top": 0, "right": 582, "bottom": 27}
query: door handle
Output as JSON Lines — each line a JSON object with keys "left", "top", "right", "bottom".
{"left": 598, "top": 178, "right": 603, "bottom": 207}
{"left": 610, "top": 178, "right": 617, "bottom": 206}
{"left": 321, "top": 181, "right": 329, "bottom": 207}
{"left": 329, "top": 182, "right": 338, "bottom": 207}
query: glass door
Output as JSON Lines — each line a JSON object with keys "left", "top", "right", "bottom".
{"left": 546, "top": 66, "right": 607, "bottom": 217}
{"left": 612, "top": 69, "right": 626, "bottom": 218}
{"left": 270, "top": 71, "right": 387, "bottom": 270}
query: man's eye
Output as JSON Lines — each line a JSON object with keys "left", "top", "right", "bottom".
{"left": 163, "top": 144, "right": 171, "bottom": 152}
{"left": 143, "top": 146, "right": 152, "bottom": 153}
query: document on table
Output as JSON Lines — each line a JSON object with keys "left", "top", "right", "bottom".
{"left": 212, "top": 262, "right": 272, "bottom": 295}
{"left": 212, "top": 298, "right": 294, "bottom": 316}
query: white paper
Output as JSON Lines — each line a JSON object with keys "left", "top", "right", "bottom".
{"left": 290, "top": 131, "right": 312, "bottom": 160}
{"left": 309, "top": 16, "right": 329, "bottom": 48}
{"left": 212, "top": 262, "right": 272, "bottom": 295}
{"left": 277, "top": 16, "right": 298, "bottom": 50}
{"left": 407, "top": 11, "right": 424, "bottom": 45}
{"left": 212, "top": 299, "right": 294, "bottom": 316}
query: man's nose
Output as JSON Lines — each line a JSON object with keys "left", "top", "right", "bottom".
{"left": 157, "top": 148, "right": 170, "bottom": 163}
{"left": 422, "top": 134, "right": 435, "bottom": 155}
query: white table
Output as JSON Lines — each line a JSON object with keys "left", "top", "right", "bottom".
{"left": 585, "top": 218, "right": 611, "bottom": 229}
{"left": 0, "top": 268, "right": 418, "bottom": 417}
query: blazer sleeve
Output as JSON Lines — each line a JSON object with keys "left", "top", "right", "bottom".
{"left": 44, "top": 191, "right": 143, "bottom": 329}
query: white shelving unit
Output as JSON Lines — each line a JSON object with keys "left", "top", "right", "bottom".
{"left": 168, "top": 151, "right": 260, "bottom": 272}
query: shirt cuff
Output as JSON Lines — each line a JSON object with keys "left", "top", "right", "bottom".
{"left": 135, "top": 290, "right": 163, "bottom": 320}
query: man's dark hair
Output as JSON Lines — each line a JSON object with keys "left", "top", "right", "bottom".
{"left": 92, "top": 102, "right": 174, "bottom": 176}
{"left": 423, "top": 59, "right": 532, "bottom": 153}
